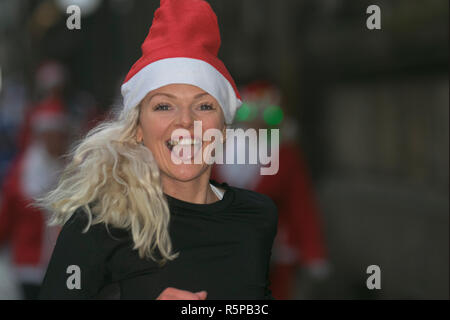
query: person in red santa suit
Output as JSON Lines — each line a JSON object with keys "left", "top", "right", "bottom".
{"left": 17, "top": 61, "right": 68, "bottom": 156}
{"left": 212, "top": 80, "right": 330, "bottom": 299}
{"left": 0, "top": 96, "right": 69, "bottom": 299}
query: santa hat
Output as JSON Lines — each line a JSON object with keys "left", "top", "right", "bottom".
{"left": 121, "top": 0, "right": 241, "bottom": 124}
{"left": 240, "top": 80, "right": 282, "bottom": 105}
{"left": 30, "top": 96, "right": 68, "bottom": 133}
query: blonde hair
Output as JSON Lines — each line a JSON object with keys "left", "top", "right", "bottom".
{"left": 33, "top": 104, "right": 178, "bottom": 265}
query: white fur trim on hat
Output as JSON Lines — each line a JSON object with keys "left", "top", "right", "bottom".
{"left": 121, "top": 57, "right": 241, "bottom": 124}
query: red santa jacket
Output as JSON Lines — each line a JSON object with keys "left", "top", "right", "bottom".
{"left": 0, "top": 141, "right": 61, "bottom": 282}
{"left": 0, "top": 154, "right": 46, "bottom": 265}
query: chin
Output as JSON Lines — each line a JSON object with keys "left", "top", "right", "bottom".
{"left": 166, "top": 164, "right": 209, "bottom": 182}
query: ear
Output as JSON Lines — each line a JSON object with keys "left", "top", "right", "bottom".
{"left": 136, "top": 124, "right": 143, "bottom": 142}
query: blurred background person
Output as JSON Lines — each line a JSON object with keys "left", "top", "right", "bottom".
{"left": 212, "top": 80, "right": 329, "bottom": 299}
{"left": 17, "top": 61, "right": 68, "bottom": 155}
{"left": 0, "top": 61, "right": 70, "bottom": 299}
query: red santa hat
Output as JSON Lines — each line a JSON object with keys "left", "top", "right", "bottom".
{"left": 30, "top": 96, "right": 68, "bottom": 133}
{"left": 121, "top": 0, "right": 241, "bottom": 124}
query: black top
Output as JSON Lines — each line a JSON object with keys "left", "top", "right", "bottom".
{"left": 39, "top": 181, "right": 278, "bottom": 300}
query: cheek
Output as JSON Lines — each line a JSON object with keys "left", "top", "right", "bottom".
{"left": 200, "top": 111, "right": 225, "bottom": 131}
{"left": 141, "top": 110, "right": 165, "bottom": 133}
{"left": 140, "top": 116, "right": 169, "bottom": 147}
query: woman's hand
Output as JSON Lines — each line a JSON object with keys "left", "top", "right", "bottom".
{"left": 156, "top": 287, "right": 208, "bottom": 300}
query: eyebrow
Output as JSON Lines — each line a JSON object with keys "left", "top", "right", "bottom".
{"left": 147, "top": 92, "right": 210, "bottom": 104}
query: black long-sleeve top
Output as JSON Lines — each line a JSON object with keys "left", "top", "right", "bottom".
{"left": 39, "top": 181, "right": 278, "bottom": 299}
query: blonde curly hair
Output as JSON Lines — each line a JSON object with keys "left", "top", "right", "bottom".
{"left": 33, "top": 104, "right": 178, "bottom": 265}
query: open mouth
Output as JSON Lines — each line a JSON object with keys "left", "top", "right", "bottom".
{"left": 165, "top": 137, "right": 202, "bottom": 152}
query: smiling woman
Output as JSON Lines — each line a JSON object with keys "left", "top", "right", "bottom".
{"left": 35, "top": 0, "right": 278, "bottom": 300}
{"left": 136, "top": 84, "right": 227, "bottom": 202}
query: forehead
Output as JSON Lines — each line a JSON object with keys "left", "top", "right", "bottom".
{"left": 145, "top": 84, "right": 213, "bottom": 101}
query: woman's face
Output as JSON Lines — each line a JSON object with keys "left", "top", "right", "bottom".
{"left": 137, "top": 84, "right": 225, "bottom": 182}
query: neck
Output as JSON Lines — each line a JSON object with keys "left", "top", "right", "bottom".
{"left": 161, "top": 168, "right": 218, "bottom": 204}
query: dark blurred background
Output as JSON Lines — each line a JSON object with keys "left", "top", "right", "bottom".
{"left": 0, "top": 0, "right": 448, "bottom": 299}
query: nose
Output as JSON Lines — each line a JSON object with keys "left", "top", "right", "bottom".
{"left": 175, "top": 106, "right": 195, "bottom": 129}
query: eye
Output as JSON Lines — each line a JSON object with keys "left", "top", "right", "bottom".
{"left": 154, "top": 103, "right": 171, "bottom": 111}
{"left": 199, "top": 103, "right": 214, "bottom": 111}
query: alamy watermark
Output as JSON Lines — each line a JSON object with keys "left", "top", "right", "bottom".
{"left": 167, "top": 121, "right": 279, "bottom": 175}
{"left": 66, "top": 5, "right": 81, "bottom": 30}
{"left": 366, "top": 264, "right": 381, "bottom": 290}
{"left": 366, "top": 5, "right": 381, "bottom": 30}
{"left": 66, "top": 264, "right": 81, "bottom": 290}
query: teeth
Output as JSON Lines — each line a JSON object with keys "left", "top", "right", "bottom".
{"left": 168, "top": 138, "right": 201, "bottom": 146}
{"left": 179, "top": 138, "right": 201, "bottom": 145}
